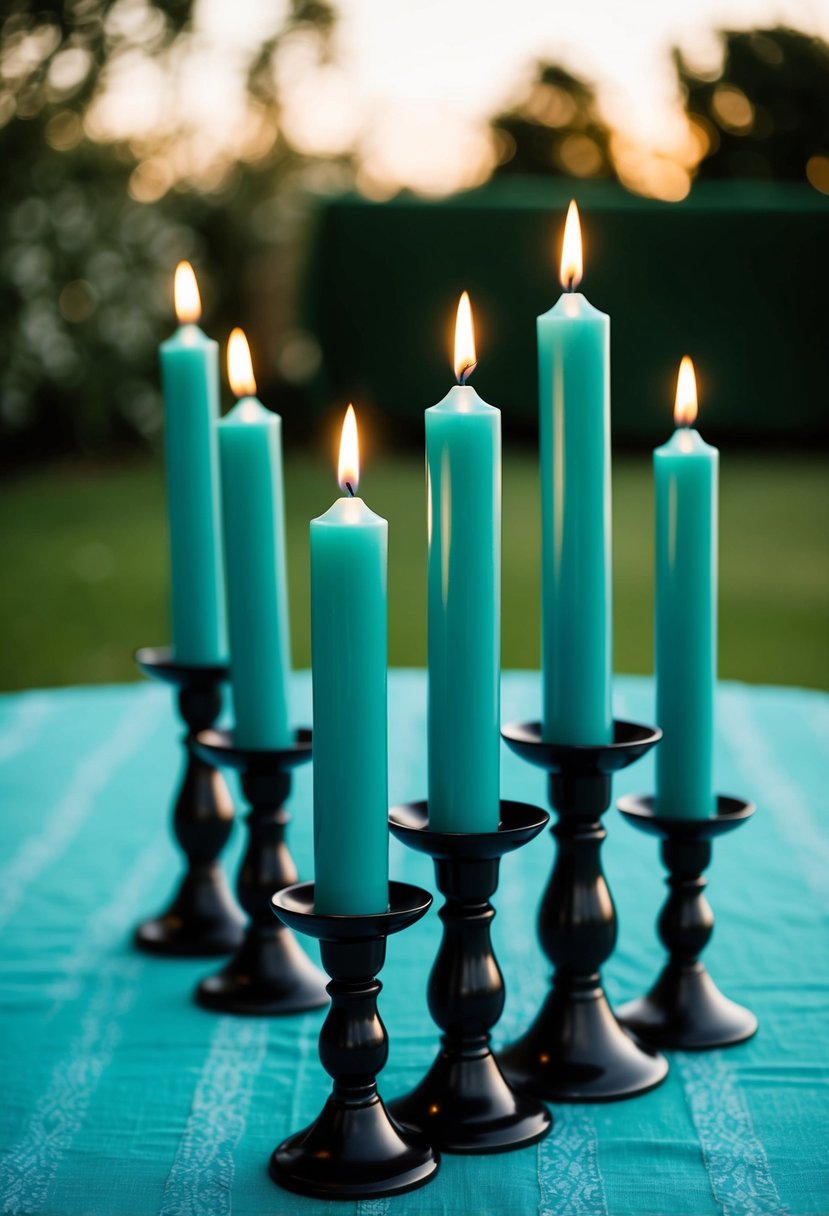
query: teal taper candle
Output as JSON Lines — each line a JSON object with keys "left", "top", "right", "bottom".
{"left": 159, "top": 262, "right": 226, "bottom": 665}
{"left": 426, "top": 292, "right": 501, "bottom": 833}
{"left": 218, "top": 329, "right": 292, "bottom": 750}
{"left": 538, "top": 203, "right": 612, "bottom": 745}
{"left": 311, "top": 406, "right": 389, "bottom": 915}
{"left": 654, "top": 357, "right": 718, "bottom": 818}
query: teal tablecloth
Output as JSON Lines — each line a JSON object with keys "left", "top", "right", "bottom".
{"left": 0, "top": 672, "right": 827, "bottom": 1216}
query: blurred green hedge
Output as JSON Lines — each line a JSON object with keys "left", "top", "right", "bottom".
{"left": 305, "top": 179, "right": 829, "bottom": 447}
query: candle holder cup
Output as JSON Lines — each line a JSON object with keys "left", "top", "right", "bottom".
{"left": 269, "top": 881, "right": 440, "bottom": 1201}
{"left": 386, "top": 800, "right": 552, "bottom": 1154}
{"left": 498, "top": 720, "right": 668, "bottom": 1102}
{"left": 616, "top": 794, "right": 757, "bottom": 1050}
{"left": 134, "top": 647, "right": 244, "bottom": 957}
{"left": 191, "top": 728, "right": 328, "bottom": 1015}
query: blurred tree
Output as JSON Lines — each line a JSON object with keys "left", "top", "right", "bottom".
{"left": 0, "top": 0, "right": 346, "bottom": 469}
{"left": 489, "top": 63, "right": 617, "bottom": 182}
{"left": 677, "top": 28, "right": 829, "bottom": 189}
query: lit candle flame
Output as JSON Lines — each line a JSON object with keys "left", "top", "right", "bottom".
{"left": 174, "top": 261, "right": 201, "bottom": 324}
{"left": 674, "top": 355, "right": 698, "bottom": 427}
{"left": 338, "top": 404, "right": 359, "bottom": 496}
{"left": 559, "top": 200, "right": 583, "bottom": 291}
{"left": 453, "top": 290, "right": 477, "bottom": 384}
{"left": 227, "top": 328, "right": 257, "bottom": 398}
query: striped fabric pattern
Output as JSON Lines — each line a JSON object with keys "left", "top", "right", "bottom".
{"left": 0, "top": 672, "right": 826, "bottom": 1215}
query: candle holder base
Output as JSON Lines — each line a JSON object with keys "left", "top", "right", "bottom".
{"left": 387, "top": 800, "right": 552, "bottom": 1154}
{"left": 617, "top": 795, "right": 757, "bottom": 1051}
{"left": 195, "top": 926, "right": 328, "bottom": 1016}
{"left": 269, "top": 881, "right": 439, "bottom": 1200}
{"left": 498, "top": 984, "right": 668, "bottom": 1103}
{"left": 134, "top": 866, "right": 244, "bottom": 958}
{"left": 134, "top": 647, "right": 244, "bottom": 958}
{"left": 389, "top": 1050, "right": 551, "bottom": 1157}
{"left": 270, "top": 1095, "right": 438, "bottom": 1202}
{"left": 498, "top": 720, "right": 668, "bottom": 1103}
{"left": 192, "top": 729, "right": 328, "bottom": 1016}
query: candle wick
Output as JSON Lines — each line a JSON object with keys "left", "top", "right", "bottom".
{"left": 566, "top": 276, "right": 576, "bottom": 293}
{"left": 457, "top": 360, "right": 477, "bottom": 386}
{"left": 345, "top": 481, "right": 355, "bottom": 497}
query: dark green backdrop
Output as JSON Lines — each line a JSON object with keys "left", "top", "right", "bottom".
{"left": 305, "top": 179, "right": 829, "bottom": 447}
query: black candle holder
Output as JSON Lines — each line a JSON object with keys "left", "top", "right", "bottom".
{"left": 387, "top": 800, "right": 552, "bottom": 1154}
{"left": 616, "top": 794, "right": 757, "bottom": 1050}
{"left": 190, "top": 728, "right": 328, "bottom": 1015}
{"left": 269, "top": 881, "right": 440, "bottom": 1201}
{"left": 134, "top": 647, "right": 244, "bottom": 957}
{"left": 498, "top": 719, "right": 668, "bottom": 1102}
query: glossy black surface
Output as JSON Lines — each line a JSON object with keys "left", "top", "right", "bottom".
{"left": 498, "top": 720, "right": 668, "bottom": 1102}
{"left": 191, "top": 729, "right": 327, "bottom": 1015}
{"left": 273, "top": 881, "right": 433, "bottom": 942}
{"left": 387, "top": 801, "right": 552, "bottom": 1154}
{"left": 269, "top": 881, "right": 439, "bottom": 1200}
{"left": 617, "top": 794, "right": 758, "bottom": 1050}
{"left": 195, "top": 727, "right": 312, "bottom": 774}
{"left": 133, "top": 647, "right": 244, "bottom": 957}
{"left": 502, "top": 719, "right": 663, "bottom": 774}
{"left": 388, "top": 799, "right": 550, "bottom": 860}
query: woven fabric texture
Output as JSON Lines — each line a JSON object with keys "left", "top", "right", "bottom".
{"left": 0, "top": 671, "right": 826, "bottom": 1216}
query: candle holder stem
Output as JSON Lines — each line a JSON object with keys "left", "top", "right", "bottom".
{"left": 134, "top": 647, "right": 243, "bottom": 957}
{"left": 269, "top": 882, "right": 439, "bottom": 1201}
{"left": 498, "top": 720, "right": 668, "bottom": 1102}
{"left": 387, "top": 802, "right": 552, "bottom": 1154}
{"left": 617, "top": 795, "right": 758, "bottom": 1049}
{"left": 191, "top": 729, "right": 328, "bottom": 1015}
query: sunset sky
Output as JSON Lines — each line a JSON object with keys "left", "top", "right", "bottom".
{"left": 90, "top": 0, "right": 829, "bottom": 197}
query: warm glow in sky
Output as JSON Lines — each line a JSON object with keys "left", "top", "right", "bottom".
{"left": 91, "top": 0, "right": 829, "bottom": 199}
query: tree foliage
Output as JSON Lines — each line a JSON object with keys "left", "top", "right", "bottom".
{"left": 678, "top": 28, "right": 829, "bottom": 182}
{"left": 2, "top": 12, "right": 827, "bottom": 466}
{"left": 490, "top": 64, "right": 616, "bottom": 182}
{"left": 0, "top": 0, "right": 343, "bottom": 468}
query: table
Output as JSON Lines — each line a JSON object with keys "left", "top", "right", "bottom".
{"left": 0, "top": 672, "right": 827, "bottom": 1216}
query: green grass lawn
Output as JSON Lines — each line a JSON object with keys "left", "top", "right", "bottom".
{"left": 1, "top": 452, "right": 827, "bottom": 692}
